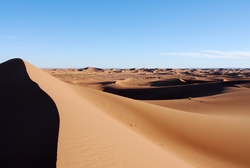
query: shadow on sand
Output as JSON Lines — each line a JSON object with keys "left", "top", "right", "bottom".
{"left": 104, "top": 79, "right": 250, "bottom": 100}
{"left": 0, "top": 59, "right": 59, "bottom": 168}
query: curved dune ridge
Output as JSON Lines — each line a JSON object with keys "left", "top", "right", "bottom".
{"left": 1, "top": 59, "right": 250, "bottom": 168}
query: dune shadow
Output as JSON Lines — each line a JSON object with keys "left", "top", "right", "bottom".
{"left": 99, "top": 81, "right": 116, "bottom": 85}
{"left": 0, "top": 59, "right": 59, "bottom": 168}
{"left": 149, "top": 78, "right": 209, "bottom": 87}
{"left": 104, "top": 79, "right": 250, "bottom": 100}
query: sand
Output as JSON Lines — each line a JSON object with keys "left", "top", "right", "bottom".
{"left": 1, "top": 58, "right": 250, "bottom": 168}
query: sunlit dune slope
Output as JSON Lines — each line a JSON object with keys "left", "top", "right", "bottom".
{"left": 72, "top": 84, "right": 250, "bottom": 168}
{"left": 23, "top": 59, "right": 193, "bottom": 168}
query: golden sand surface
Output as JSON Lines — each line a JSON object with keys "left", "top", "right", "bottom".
{"left": 1, "top": 59, "right": 250, "bottom": 168}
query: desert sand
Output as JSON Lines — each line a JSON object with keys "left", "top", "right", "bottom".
{"left": 1, "top": 58, "right": 250, "bottom": 168}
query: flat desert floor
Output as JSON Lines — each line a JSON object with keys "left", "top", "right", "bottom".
{"left": 1, "top": 58, "right": 250, "bottom": 168}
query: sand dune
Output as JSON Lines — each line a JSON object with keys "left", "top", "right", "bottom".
{"left": 1, "top": 59, "right": 250, "bottom": 167}
{"left": 73, "top": 85, "right": 250, "bottom": 168}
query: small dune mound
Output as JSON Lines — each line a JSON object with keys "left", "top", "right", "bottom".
{"left": 78, "top": 67, "right": 103, "bottom": 72}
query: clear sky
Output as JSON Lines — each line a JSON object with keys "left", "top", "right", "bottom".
{"left": 1, "top": 0, "right": 250, "bottom": 68}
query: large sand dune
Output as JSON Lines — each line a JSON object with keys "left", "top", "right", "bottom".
{"left": 1, "top": 58, "right": 250, "bottom": 167}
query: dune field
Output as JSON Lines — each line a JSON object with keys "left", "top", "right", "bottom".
{"left": 1, "top": 58, "right": 250, "bottom": 168}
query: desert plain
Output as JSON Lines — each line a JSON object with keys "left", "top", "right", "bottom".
{"left": 1, "top": 58, "right": 250, "bottom": 168}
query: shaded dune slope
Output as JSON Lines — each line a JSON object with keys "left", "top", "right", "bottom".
{"left": 103, "top": 79, "right": 250, "bottom": 100}
{"left": 0, "top": 59, "right": 59, "bottom": 168}
{"left": 149, "top": 78, "right": 208, "bottom": 86}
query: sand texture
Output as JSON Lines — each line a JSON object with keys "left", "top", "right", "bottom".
{"left": 1, "top": 59, "right": 250, "bottom": 168}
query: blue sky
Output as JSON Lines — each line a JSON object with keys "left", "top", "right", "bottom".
{"left": 1, "top": 0, "right": 249, "bottom": 68}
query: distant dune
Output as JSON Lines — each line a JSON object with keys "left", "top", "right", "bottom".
{"left": 1, "top": 58, "right": 250, "bottom": 168}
